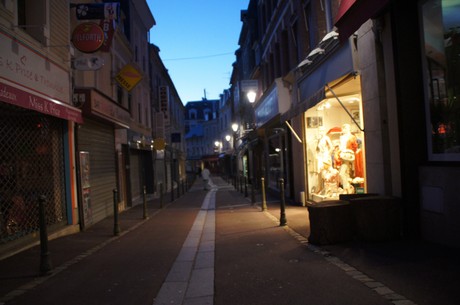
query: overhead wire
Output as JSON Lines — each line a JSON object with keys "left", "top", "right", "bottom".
{"left": 162, "top": 51, "right": 234, "bottom": 61}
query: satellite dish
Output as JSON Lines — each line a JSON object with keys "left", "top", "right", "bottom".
{"left": 73, "top": 56, "right": 104, "bottom": 71}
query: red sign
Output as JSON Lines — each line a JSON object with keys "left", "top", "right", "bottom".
{"left": 0, "top": 80, "right": 83, "bottom": 123}
{"left": 71, "top": 22, "right": 104, "bottom": 53}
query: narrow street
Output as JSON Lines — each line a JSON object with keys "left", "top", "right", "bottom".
{"left": 1, "top": 177, "right": 459, "bottom": 305}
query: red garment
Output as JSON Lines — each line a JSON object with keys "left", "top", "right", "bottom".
{"left": 354, "top": 148, "right": 364, "bottom": 177}
{"left": 346, "top": 135, "right": 358, "bottom": 152}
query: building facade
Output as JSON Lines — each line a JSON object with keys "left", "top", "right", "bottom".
{"left": 233, "top": 0, "right": 460, "bottom": 247}
{"left": 71, "top": 0, "right": 155, "bottom": 229}
{"left": 184, "top": 98, "right": 220, "bottom": 173}
{"left": 0, "top": 0, "right": 83, "bottom": 257}
{"left": 149, "top": 43, "right": 186, "bottom": 198}
{"left": 0, "top": 0, "right": 187, "bottom": 258}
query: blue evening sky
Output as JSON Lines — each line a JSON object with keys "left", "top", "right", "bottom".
{"left": 147, "top": 0, "right": 249, "bottom": 104}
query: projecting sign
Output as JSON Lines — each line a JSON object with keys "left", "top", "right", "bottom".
{"left": 73, "top": 56, "right": 104, "bottom": 71}
{"left": 115, "top": 64, "right": 142, "bottom": 91}
{"left": 71, "top": 22, "right": 104, "bottom": 53}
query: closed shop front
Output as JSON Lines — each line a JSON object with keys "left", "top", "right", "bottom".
{"left": 0, "top": 28, "right": 82, "bottom": 253}
{"left": 0, "top": 103, "right": 69, "bottom": 246}
{"left": 129, "top": 149, "right": 141, "bottom": 202}
{"left": 77, "top": 118, "right": 116, "bottom": 227}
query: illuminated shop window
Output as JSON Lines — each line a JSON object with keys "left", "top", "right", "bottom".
{"left": 305, "top": 76, "right": 365, "bottom": 201}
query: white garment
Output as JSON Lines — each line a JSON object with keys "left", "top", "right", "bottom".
{"left": 201, "top": 168, "right": 210, "bottom": 180}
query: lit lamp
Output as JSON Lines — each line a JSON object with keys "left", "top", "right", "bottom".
{"left": 232, "top": 123, "right": 239, "bottom": 132}
{"left": 247, "top": 90, "right": 257, "bottom": 104}
{"left": 225, "top": 134, "right": 231, "bottom": 142}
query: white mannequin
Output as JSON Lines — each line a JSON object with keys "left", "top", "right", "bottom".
{"left": 339, "top": 124, "right": 357, "bottom": 194}
{"left": 316, "top": 127, "right": 332, "bottom": 172}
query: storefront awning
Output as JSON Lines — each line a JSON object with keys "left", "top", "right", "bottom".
{"left": 77, "top": 88, "right": 130, "bottom": 128}
{"left": 281, "top": 38, "right": 356, "bottom": 122}
{"left": 0, "top": 78, "right": 83, "bottom": 123}
{"left": 335, "top": 0, "right": 390, "bottom": 43}
{"left": 254, "top": 78, "right": 290, "bottom": 128}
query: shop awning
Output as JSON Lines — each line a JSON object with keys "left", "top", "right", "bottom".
{"left": 281, "top": 38, "right": 356, "bottom": 122}
{"left": 0, "top": 78, "right": 83, "bottom": 123}
{"left": 335, "top": 0, "right": 390, "bottom": 43}
{"left": 254, "top": 78, "right": 290, "bottom": 128}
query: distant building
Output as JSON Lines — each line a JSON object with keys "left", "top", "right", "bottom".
{"left": 184, "top": 98, "right": 219, "bottom": 172}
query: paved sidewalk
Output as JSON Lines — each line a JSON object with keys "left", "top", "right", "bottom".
{"left": 0, "top": 176, "right": 459, "bottom": 305}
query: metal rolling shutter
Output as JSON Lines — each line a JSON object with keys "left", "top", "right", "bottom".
{"left": 77, "top": 118, "right": 116, "bottom": 225}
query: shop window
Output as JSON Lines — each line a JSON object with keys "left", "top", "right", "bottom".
{"left": 305, "top": 77, "right": 365, "bottom": 201}
{"left": 420, "top": 0, "right": 460, "bottom": 160}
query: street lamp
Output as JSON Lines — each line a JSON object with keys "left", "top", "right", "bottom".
{"left": 247, "top": 90, "right": 257, "bottom": 103}
{"left": 232, "top": 123, "right": 239, "bottom": 132}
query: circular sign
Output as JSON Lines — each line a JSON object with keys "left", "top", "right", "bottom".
{"left": 71, "top": 22, "right": 104, "bottom": 53}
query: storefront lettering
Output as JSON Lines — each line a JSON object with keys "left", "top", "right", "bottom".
{"left": 0, "top": 57, "right": 14, "bottom": 71}
{"left": 0, "top": 85, "right": 17, "bottom": 102}
{"left": 15, "top": 62, "right": 34, "bottom": 80}
{"left": 0, "top": 57, "right": 66, "bottom": 94}
{"left": 29, "top": 95, "right": 44, "bottom": 112}
{"left": 74, "top": 32, "right": 103, "bottom": 42}
{"left": 28, "top": 95, "right": 61, "bottom": 117}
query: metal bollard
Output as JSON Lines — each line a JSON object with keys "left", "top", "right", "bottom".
{"left": 159, "top": 182, "right": 164, "bottom": 209}
{"left": 244, "top": 176, "right": 248, "bottom": 197}
{"left": 171, "top": 181, "right": 175, "bottom": 202}
{"left": 261, "top": 177, "right": 267, "bottom": 211}
{"left": 113, "top": 189, "right": 120, "bottom": 235}
{"left": 143, "top": 185, "right": 148, "bottom": 219}
{"left": 177, "top": 180, "right": 181, "bottom": 198}
{"left": 38, "top": 195, "right": 52, "bottom": 276}
{"left": 279, "top": 178, "right": 287, "bottom": 226}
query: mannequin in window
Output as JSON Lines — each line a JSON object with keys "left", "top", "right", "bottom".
{"left": 319, "top": 158, "right": 339, "bottom": 197}
{"left": 316, "top": 127, "right": 333, "bottom": 172}
{"left": 339, "top": 124, "right": 358, "bottom": 194}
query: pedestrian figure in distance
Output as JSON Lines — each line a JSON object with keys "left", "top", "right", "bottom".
{"left": 201, "top": 167, "right": 211, "bottom": 190}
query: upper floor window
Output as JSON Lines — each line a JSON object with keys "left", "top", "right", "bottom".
{"left": 17, "top": 0, "right": 49, "bottom": 44}
{"left": 203, "top": 108, "right": 211, "bottom": 121}
{"left": 420, "top": 0, "right": 460, "bottom": 160}
{"left": 189, "top": 109, "right": 197, "bottom": 120}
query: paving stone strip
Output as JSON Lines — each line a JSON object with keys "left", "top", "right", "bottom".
{"left": 152, "top": 188, "right": 216, "bottom": 305}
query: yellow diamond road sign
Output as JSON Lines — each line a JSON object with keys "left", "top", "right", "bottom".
{"left": 115, "top": 64, "right": 142, "bottom": 91}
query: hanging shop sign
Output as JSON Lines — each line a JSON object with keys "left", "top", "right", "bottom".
{"left": 73, "top": 3, "right": 120, "bottom": 20}
{"left": 254, "top": 78, "right": 290, "bottom": 128}
{"left": 73, "top": 56, "right": 104, "bottom": 71}
{"left": 71, "top": 22, "right": 104, "bottom": 53}
{"left": 115, "top": 64, "right": 142, "bottom": 91}
{"left": 74, "top": 88, "right": 130, "bottom": 128}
